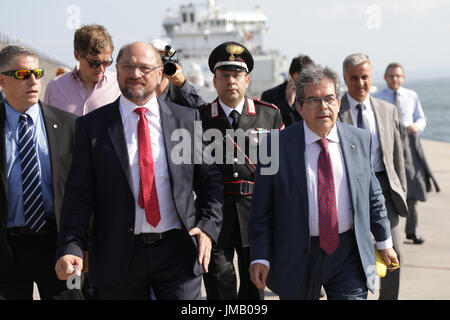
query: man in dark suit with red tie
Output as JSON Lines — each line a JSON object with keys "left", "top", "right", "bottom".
{"left": 55, "top": 42, "right": 223, "bottom": 300}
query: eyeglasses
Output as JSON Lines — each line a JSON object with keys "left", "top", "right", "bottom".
{"left": 83, "top": 56, "right": 114, "bottom": 69}
{"left": 117, "top": 63, "right": 161, "bottom": 74}
{"left": 216, "top": 72, "right": 247, "bottom": 81}
{"left": 1, "top": 68, "right": 44, "bottom": 80}
{"left": 298, "top": 95, "right": 339, "bottom": 107}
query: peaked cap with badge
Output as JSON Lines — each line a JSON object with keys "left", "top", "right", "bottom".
{"left": 208, "top": 41, "right": 254, "bottom": 73}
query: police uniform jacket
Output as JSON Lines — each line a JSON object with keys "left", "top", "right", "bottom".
{"left": 199, "top": 96, "right": 284, "bottom": 248}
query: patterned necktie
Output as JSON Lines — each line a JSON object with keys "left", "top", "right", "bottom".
{"left": 134, "top": 107, "right": 161, "bottom": 227}
{"left": 229, "top": 110, "right": 240, "bottom": 130}
{"left": 18, "top": 114, "right": 46, "bottom": 232}
{"left": 317, "top": 138, "right": 339, "bottom": 255}
{"left": 356, "top": 103, "right": 369, "bottom": 130}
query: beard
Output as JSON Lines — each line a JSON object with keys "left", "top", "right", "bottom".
{"left": 120, "top": 79, "right": 154, "bottom": 104}
{"left": 122, "top": 86, "right": 151, "bottom": 103}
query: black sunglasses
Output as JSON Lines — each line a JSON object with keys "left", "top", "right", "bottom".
{"left": 83, "top": 56, "right": 114, "bottom": 69}
{"left": 1, "top": 68, "right": 44, "bottom": 80}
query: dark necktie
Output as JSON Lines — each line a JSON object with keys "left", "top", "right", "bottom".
{"left": 134, "top": 107, "right": 161, "bottom": 227}
{"left": 229, "top": 110, "right": 240, "bottom": 130}
{"left": 18, "top": 114, "right": 46, "bottom": 232}
{"left": 317, "top": 138, "right": 339, "bottom": 255}
{"left": 356, "top": 103, "right": 369, "bottom": 130}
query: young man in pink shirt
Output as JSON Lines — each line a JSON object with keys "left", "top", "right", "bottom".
{"left": 44, "top": 25, "right": 121, "bottom": 116}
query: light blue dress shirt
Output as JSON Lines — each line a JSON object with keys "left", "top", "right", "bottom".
{"left": 374, "top": 86, "right": 427, "bottom": 134}
{"left": 5, "top": 102, "right": 54, "bottom": 227}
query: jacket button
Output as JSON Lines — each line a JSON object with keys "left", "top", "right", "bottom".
{"left": 129, "top": 227, "right": 134, "bottom": 233}
{"left": 233, "top": 172, "right": 239, "bottom": 178}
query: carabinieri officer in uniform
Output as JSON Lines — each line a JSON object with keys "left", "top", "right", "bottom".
{"left": 198, "top": 41, "right": 284, "bottom": 300}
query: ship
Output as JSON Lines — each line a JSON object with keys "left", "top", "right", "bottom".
{"left": 160, "top": 0, "right": 289, "bottom": 101}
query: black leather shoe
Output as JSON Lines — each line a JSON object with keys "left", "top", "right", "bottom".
{"left": 406, "top": 234, "right": 425, "bottom": 244}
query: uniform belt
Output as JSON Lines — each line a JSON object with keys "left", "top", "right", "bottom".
{"left": 134, "top": 229, "right": 181, "bottom": 244}
{"left": 223, "top": 180, "right": 254, "bottom": 196}
{"left": 375, "top": 171, "right": 386, "bottom": 178}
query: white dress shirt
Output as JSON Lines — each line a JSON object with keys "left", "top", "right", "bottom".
{"left": 119, "top": 95, "right": 182, "bottom": 234}
{"left": 346, "top": 93, "right": 385, "bottom": 173}
{"left": 304, "top": 123, "right": 353, "bottom": 236}
{"left": 374, "top": 86, "right": 427, "bottom": 134}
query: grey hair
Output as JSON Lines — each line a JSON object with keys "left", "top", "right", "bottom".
{"left": 343, "top": 53, "right": 372, "bottom": 76}
{"left": 296, "top": 64, "right": 341, "bottom": 102}
{"left": 0, "top": 45, "right": 38, "bottom": 72}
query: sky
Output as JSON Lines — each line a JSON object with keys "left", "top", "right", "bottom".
{"left": 1, "top": 0, "right": 450, "bottom": 85}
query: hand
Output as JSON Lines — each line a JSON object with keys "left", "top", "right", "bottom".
{"left": 55, "top": 254, "right": 83, "bottom": 280}
{"left": 285, "top": 78, "right": 297, "bottom": 106}
{"left": 165, "top": 63, "right": 186, "bottom": 88}
{"left": 249, "top": 263, "right": 269, "bottom": 290}
{"left": 407, "top": 124, "right": 419, "bottom": 135}
{"left": 189, "top": 227, "right": 212, "bottom": 273}
{"left": 379, "top": 248, "right": 399, "bottom": 271}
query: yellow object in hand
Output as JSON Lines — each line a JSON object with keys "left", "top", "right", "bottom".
{"left": 374, "top": 246, "right": 387, "bottom": 278}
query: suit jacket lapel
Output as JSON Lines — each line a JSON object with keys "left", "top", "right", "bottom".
{"left": 40, "top": 102, "right": 62, "bottom": 200}
{"left": 336, "top": 122, "right": 358, "bottom": 217}
{"left": 338, "top": 93, "right": 356, "bottom": 125}
{"left": 106, "top": 98, "right": 134, "bottom": 192}
{"left": 285, "top": 121, "right": 309, "bottom": 219}
{"left": 213, "top": 98, "right": 232, "bottom": 135}
{"left": 370, "top": 96, "right": 386, "bottom": 151}
{"left": 238, "top": 97, "right": 258, "bottom": 130}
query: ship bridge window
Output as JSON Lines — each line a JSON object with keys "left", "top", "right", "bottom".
{"left": 182, "top": 13, "right": 187, "bottom": 23}
{"left": 191, "top": 13, "right": 195, "bottom": 23}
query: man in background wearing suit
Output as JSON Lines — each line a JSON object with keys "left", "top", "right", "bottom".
{"left": 0, "top": 46, "right": 81, "bottom": 299}
{"left": 338, "top": 54, "right": 408, "bottom": 300}
{"left": 248, "top": 64, "right": 398, "bottom": 300}
{"left": 261, "top": 54, "right": 314, "bottom": 127}
{"left": 375, "top": 62, "right": 440, "bottom": 244}
{"left": 54, "top": 42, "right": 223, "bottom": 300}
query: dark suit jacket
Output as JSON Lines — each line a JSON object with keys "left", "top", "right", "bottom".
{"left": 248, "top": 121, "right": 391, "bottom": 298}
{"left": 338, "top": 94, "right": 408, "bottom": 217}
{"left": 261, "top": 81, "right": 302, "bottom": 127}
{"left": 56, "top": 97, "right": 223, "bottom": 289}
{"left": 0, "top": 101, "right": 77, "bottom": 270}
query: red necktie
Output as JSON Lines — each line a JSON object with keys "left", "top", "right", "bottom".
{"left": 134, "top": 107, "right": 161, "bottom": 227}
{"left": 317, "top": 138, "right": 339, "bottom": 255}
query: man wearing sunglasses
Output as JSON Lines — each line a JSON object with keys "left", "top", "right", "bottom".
{"left": 44, "top": 24, "right": 120, "bottom": 116}
{"left": 0, "top": 45, "right": 81, "bottom": 299}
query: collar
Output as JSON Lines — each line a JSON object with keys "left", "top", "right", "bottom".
{"left": 347, "top": 92, "right": 371, "bottom": 111}
{"left": 386, "top": 86, "right": 405, "bottom": 96}
{"left": 304, "top": 121, "right": 339, "bottom": 146}
{"left": 119, "top": 94, "right": 160, "bottom": 120}
{"left": 5, "top": 101, "right": 40, "bottom": 130}
{"left": 219, "top": 98, "right": 245, "bottom": 118}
